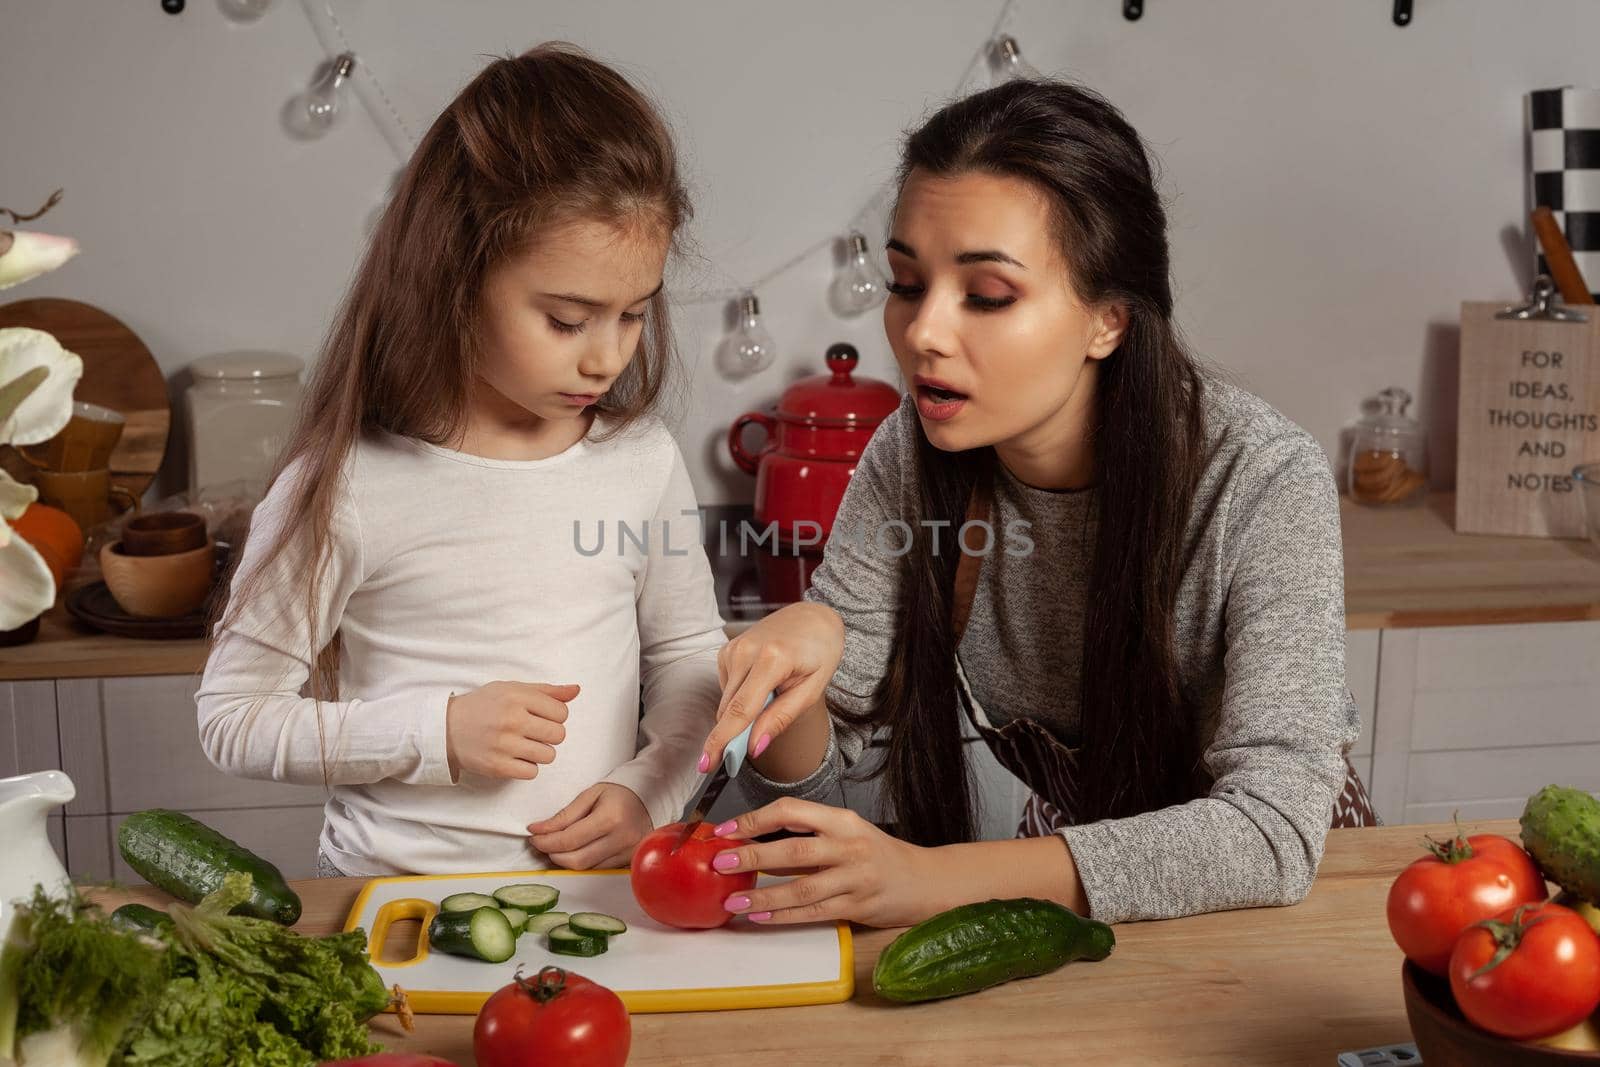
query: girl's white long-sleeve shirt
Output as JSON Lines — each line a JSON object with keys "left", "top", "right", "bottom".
{"left": 196, "top": 415, "right": 726, "bottom": 876}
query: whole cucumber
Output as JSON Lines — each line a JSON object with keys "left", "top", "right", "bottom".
{"left": 872, "top": 897, "right": 1114, "bottom": 1003}
{"left": 117, "top": 809, "right": 302, "bottom": 925}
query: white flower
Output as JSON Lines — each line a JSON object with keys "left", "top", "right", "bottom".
{"left": 0, "top": 229, "right": 79, "bottom": 290}
{"left": 0, "top": 469, "right": 36, "bottom": 532}
{"left": 0, "top": 324, "right": 79, "bottom": 629}
{"left": 0, "top": 327, "right": 82, "bottom": 446}
{"left": 0, "top": 470, "right": 53, "bottom": 629}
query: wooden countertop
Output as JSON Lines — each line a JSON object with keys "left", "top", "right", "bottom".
{"left": 6, "top": 492, "right": 1599, "bottom": 682}
{"left": 0, "top": 599, "right": 211, "bottom": 681}
{"left": 1341, "top": 493, "right": 1600, "bottom": 629}
{"left": 87, "top": 819, "right": 1491, "bottom": 1066}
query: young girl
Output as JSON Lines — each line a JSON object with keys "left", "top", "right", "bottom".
{"left": 699, "top": 79, "right": 1372, "bottom": 928}
{"left": 197, "top": 44, "right": 725, "bottom": 878}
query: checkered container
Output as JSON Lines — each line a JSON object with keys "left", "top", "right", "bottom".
{"left": 1529, "top": 86, "right": 1600, "bottom": 301}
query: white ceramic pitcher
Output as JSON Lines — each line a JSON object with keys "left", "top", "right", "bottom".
{"left": 0, "top": 770, "right": 75, "bottom": 944}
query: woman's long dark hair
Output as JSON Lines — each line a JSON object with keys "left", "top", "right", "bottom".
{"left": 843, "top": 80, "right": 1208, "bottom": 846}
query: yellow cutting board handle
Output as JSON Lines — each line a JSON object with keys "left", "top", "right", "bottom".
{"left": 366, "top": 897, "right": 437, "bottom": 969}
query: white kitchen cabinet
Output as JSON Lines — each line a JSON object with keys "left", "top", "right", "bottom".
{"left": 56, "top": 675, "right": 326, "bottom": 814}
{"left": 1368, "top": 620, "right": 1600, "bottom": 824}
{"left": 2, "top": 679, "right": 72, "bottom": 870}
{"left": 6, "top": 675, "right": 328, "bottom": 882}
{"left": 1, "top": 679, "right": 61, "bottom": 782}
{"left": 1347, "top": 630, "right": 1379, "bottom": 790}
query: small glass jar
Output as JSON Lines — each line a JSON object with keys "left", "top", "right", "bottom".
{"left": 1348, "top": 387, "right": 1428, "bottom": 507}
{"left": 185, "top": 352, "right": 304, "bottom": 493}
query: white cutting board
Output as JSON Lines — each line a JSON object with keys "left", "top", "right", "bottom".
{"left": 344, "top": 868, "right": 854, "bottom": 1014}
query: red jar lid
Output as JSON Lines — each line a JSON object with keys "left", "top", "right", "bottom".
{"left": 774, "top": 343, "right": 901, "bottom": 428}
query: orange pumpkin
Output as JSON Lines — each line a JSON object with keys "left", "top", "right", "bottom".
{"left": 10, "top": 502, "right": 85, "bottom": 589}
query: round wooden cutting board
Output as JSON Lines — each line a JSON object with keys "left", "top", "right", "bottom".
{"left": 0, "top": 297, "right": 171, "bottom": 499}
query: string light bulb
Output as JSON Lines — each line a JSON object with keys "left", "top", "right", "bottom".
{"left": 217, "top": 0, "right": 275, "bottom": 22}
{"left": 284, "top": 52, "right": 357, "bottom": 140}
{"left": 991, "top": 35, "right": 1041, "bottom": 83}
{"left": 718, "top": 292, "right": 778, "bottom": 375}
{"left": 829, "top": 232, "right": 889, "bottom": 317}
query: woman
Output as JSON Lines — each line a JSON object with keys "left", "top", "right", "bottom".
{"left": 697, "top": 78, "right": 1373, "bottom": 930}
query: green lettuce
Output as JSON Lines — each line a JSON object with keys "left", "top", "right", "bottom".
{"left": 0, "top": 873, "right": 389, "bottom": 1066}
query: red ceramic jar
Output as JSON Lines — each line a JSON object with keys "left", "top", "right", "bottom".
{"left": 727, "top": 343, "right": 901, "bottom": 547}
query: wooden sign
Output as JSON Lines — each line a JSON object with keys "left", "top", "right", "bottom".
{"left": 1456, "top": 294, "right": 1600, "bottom": 538}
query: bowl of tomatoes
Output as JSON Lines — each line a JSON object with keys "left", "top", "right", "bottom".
{"left": 1387, "top": 797, "right": 1600, "bottom": 1063}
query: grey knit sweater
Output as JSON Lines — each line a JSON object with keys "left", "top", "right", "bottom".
{"left": 739, "top": 378, "right": 1360, "bottom": 924}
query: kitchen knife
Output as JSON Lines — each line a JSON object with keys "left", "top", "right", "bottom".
{"left": 673, "top": 707, "right": 762, "bottom": 850}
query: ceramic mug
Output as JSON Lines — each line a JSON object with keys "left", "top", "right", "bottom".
{"left": 31, "top": 468, "right": 138, "bottom": 534}
{"left": 19, "top": 401, "right": 126, "bottom": 473}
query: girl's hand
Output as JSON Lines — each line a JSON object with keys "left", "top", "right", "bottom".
{"left": 701, "top": 602, "right": 845, "bottom": 772}
{"left": 527, "top": 782, "right": 653, "bottom": 869}
{"left": 706, "top": 798, "right": 945, "bottom": 929}
{"left": 445, "top": 681, "right": 576, "bottom": 781}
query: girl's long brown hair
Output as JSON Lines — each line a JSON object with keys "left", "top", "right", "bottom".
{"left": 840, "top": 80, "right": 1209, "bottom": 846}
{"left": 216, "top": 43, "right": 691, "bottom": 707}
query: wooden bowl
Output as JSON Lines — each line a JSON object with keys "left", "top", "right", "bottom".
{"left": 121, "top": 510, "right": 208, "bottom": 557}
{"left": 1403, "top": 962, "right": 1600, "bottom": 1064}
{"left": 99, "top": 539, "right": 215, "bottom": 618}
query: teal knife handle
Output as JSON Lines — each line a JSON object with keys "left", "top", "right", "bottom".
{"left": 722, "top": 694, "right": 772, "bottom": 778}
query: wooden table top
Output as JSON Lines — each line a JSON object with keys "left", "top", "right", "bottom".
{"left": 90, "top": 819, "right": 1504, "bottom": 1066}
{"left": 7, "top": 492, "right": 1599, "bottom": 682}
{"left": 1341, "top": 493, "right": 1600, "bottom": 629}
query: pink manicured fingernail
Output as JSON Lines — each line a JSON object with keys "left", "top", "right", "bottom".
{"left": 724, "top": 895, "right": 751, "bottom": 912}
{"left": 712, "top": 820, "right": 738, "bottom": 837}
{"left": 752, "top": 734, "right": 771, "bottom": 758}
{"left": 748, "top": 912, "right": 773, "bottom": 922}
{"left": 712, "top": 851, "right": 740, "bottom": 871}
{"left": 697, "top": 752, "right": 712, "bottom": 774}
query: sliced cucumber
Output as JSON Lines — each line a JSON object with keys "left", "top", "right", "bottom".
{"left": 428, "top": 906, "right": 517, "bottom": 963}
{"left": 499, "top": 906, "right": 529, "bottom": 934}
{"left": 523, "top": 911, "right": 570, "bottom": 936}
{"left": 493, "top": 883, "right": 560, "bottom": 913}
{"left": 547, "top": 923, "right": 608, "bottom": 958}
{"left": 440, "top": 891, "right": 499, "bottom": 913}
{"left": 569, "top": 912, "right": 628, "bottom": 938}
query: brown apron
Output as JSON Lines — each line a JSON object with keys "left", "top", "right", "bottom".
{"left": 949, "top": 479, "right": 1377, "bottom": 836}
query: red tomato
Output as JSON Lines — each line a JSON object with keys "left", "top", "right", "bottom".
{"left": 473, "top": 966, "right": 630, "bottom": 1067}
{"left": 631, "top": 821, "right": 756, "bottom": 930}
{"left": 1448, "top": 901, "right": 1600, "bottom": 1040}
{"left": 1385, "top": 832, "right": 1546, "bottom": 975}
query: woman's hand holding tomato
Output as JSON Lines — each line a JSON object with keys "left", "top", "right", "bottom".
{"left": 631, "top": 821, "right": 757, "bottom": 929}
{"left": 1385, "top": 831, "right": 1547, "bottom": 975}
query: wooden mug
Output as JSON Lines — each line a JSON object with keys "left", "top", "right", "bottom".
{"left": 31, "top": 468, "right": 138, "bottom": 534}
{"left": 121, "top": 511, "right": 208, "bottom": 557}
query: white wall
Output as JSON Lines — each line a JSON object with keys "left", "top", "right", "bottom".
{"left": 5, "top": 0, "right": 1597, "bottom": 504}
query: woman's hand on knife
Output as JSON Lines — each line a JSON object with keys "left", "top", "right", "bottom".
{"left": 701, "top": 601, "right": 845, "bottom": 775}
